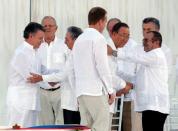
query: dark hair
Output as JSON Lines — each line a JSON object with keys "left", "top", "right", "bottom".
{"left": 148, "top": 31, "right": 162, "bottom": 47}
{"left": 67, "top": 26, "right": 83, "bottom": 40}
{"left": 23, "top": 22, "right": 45, "bottom": 39}
{"left": 88, "top": 7, "right": 107, "bottom": 25}
{"left": 112, "top": 22, "right": 129, "bottom": 33}
{"left": 106, "top": 18, "right": 121, "bottom": 31}
{"left": 143, "top": 17, "right": 160, "bottom": 30}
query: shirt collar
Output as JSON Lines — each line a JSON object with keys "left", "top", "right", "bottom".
{"left": 85, "top": 28, "right": 99, "bottom": 33}
{"left": 43, "top": 36, "right": 58, "bottom": 45}
{"left": 23, "top": 41, "right": 34, "bottom": 50}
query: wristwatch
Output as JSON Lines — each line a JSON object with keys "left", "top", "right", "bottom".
{"left": 112, "top": 50, "right": 118, "bottom": 57}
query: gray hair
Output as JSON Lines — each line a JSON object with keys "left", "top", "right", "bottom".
{"left": 41, "top": 16, "right": 57, "bottom": 26}
{"left": 67, "top": 26, "right": 83, "bottom": 40}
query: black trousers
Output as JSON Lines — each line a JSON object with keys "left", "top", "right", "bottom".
{"left": 63, "top": 109, "right": 81, "bottom": 124}
{"left": 142, "top": 110, "right": 168, "bottom": 131}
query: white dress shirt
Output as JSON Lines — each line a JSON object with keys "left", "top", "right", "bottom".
{"left": 108, "top": 37, "right": 138, "bottom": 101}
{"left": 108, "top": 55, "right": 126, "bottom": 113}
{"left": 117, "top": 39, "right": 138, "bottom": 101}
{"left": 107, "top": 37, "right": 126, "bottom": 90}
{"left": 73, "top": 28, "right": 114, "bottom": 97}
{"left": 161, "top": 44, "right": 173, "bottom": 75}
{"left": 37, "top": 37, "right": 68, "bottom": 89}
{"left": 117, "top": 47, "right": 170, "bottom": 114}
{"left": 42, "top": 50, "right": 78, "bottom": 111}
{"left": 7, "top": 41, "right": 43, "bottom": 111}
{"left": 107, "top": 37, "right": 126, "bottom": 113}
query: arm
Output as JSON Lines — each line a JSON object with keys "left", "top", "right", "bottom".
{"left": 27, "top": 69, "right": 67, "bottom": 83}
{"left": 94, "top": 37, "right": 115, "bottom": 104}
{"left": 10, "top": 53, "right": 32, "bottom": 81}
{"left": 116, "top": 62, "right": 138, "bottom": 84}
{"left": 93, "top": 37, "right": 114, "bottom": 94}
{"left": 112, "top": 74, "right": 126, "bottom": 90}
{"left": 116, "top": 82, "right": 133, "bottom": 96}
{"left": 43, "top": 57, "right": 73, "bottom": 82}
{"left": 116, "top": 48, "right": 158, "bottom": 66}
{"left": 27, "top": 57, "right": 72, "bottom": 83}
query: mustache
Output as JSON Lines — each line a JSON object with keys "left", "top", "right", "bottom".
{"left": 143, "top": 42, "right": 148, "bottom": 47}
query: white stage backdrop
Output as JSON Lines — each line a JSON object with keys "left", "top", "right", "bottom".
{"left": 0, "top": 0, "right": 178, "bottom": 128}
{"left": 0, "top": 0, "right": 30, "bottom": 125}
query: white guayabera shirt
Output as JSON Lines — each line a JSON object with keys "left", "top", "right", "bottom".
{"left": 107, "top": 37, "right": 138, "bottom": 101}
{"left": 42, "top": 50, "right": 78, "bottom": 111}
{"left": 37, "top": 36, "right": 68, "bottom": 89}
{"left": 117, "top": 48, "right": 170, "bottom": 114}
{"left": 7, "top": 41, "right": 47, "bottom": 111}
{"left": 73, "top": 28, "right": 114, "bottom": 97}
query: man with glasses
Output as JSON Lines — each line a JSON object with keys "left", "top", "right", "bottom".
{"left": 37, "top": 16, "right": 68, "bottom": 125}
{"left": 107, "top": 21, "right": 138, "bottom": 131}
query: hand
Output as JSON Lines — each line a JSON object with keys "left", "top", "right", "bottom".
{"left": 27, "top": 72, "right": 43, "bottom": 83}
{"left": 108, "top": 92, "right": 116, "bottom": 105}
{"left": 124, "top": 82, "right": 133, "bottom": 93}
{"left": 116, "top": 89, "right": 124, "bottom": 96}
{"left": 116, "top": 82, "right": 133, "bottom": 96}
{"left": 107, "top": 45, "right": 113, "bottom": 56}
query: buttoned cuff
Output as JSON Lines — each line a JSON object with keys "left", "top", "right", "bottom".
{"left": 42, "top": 75, "right": 49, "bottom": 82}
{"left": 117, "top": 48, "right": 126, "bottom": 59}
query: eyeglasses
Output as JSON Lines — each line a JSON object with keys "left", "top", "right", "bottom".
{"left": 118, "top": 33, "right": 130, "bottom": 39}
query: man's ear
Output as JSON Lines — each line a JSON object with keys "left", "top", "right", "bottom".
{"left": 55, "top": 25, "right": 58, "bottom": 30}
{"left": 154, "top": 40, "right": 160, "bottom": 47}
{"left": 29, "top": 33, "right": 33, "bottom": 38}
{"left": 97, "top": 19, "right": 102, "bottom": 26}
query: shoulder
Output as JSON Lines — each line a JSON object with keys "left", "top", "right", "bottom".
{"left": 126, "top": 38, "right": 138, "bottom": 48}
{"left": 149, "top": 48, "right": 166, "bottom": 61}
{"left": 56, "top": 37, "right": 64, "bottom": 44}
{"left": 161, "top": 44, "right": 172, "bottom": 55}
{"left": 15, "top": 43, "right": 31, "bottom": 56}
{"left": 11, "top": 44, "right": 30, "bottom": 63}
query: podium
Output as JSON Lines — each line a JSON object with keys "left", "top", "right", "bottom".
{"left": 0, "top": 125, "right": 91, "bottom": 131}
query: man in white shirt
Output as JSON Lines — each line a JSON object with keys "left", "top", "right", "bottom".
{"left": 116, "top": 31, "right": 169, "bottom": 131}
{"left": 106, "top": 18, "right": 121, "bottom": 48}
{"left": 6, "top": 22, "right": 45, "bottom": 127}
{"left": 27, "top": 26, "right": 83, "bottom": 124}
{"left": 107, "top": 19, "right": 139, "bottom": 131}
{"left": 72, "top": 7, "right": 115, "bottom": 131}
{"left": 37, "top": 16, "right": 68, "bottom": 125}
{"left": 61, "top": 26, "right": 82, "bottom": 124}
{"left": 142, "top": 17, "right": 173, "bottom": 75}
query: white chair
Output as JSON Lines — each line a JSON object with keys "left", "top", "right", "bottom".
{"left": 111, "top": 94, "right": 124, "bottom": 131}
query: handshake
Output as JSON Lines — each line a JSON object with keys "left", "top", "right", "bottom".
{"left": 116, "top": 82, "right": 133, "bottom": 96}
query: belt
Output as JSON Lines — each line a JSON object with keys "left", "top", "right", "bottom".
{"left": 40, "top": 86, "right": 60, "bottom": 91}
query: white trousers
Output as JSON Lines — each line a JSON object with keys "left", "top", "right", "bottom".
{"left": 109, "top": 113, "right": 113, "bottom": 131}
{"left": 38, "top": 88, "right": 63, "bottom": 125}
{"left": 78, "top": 95, "right": 110, "bottom": 131}
{"left": 7, "top": 105, "right": 38, "bottom": 128}
{"left": 131, "top": 102, "right": 142, "bottom": 131}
